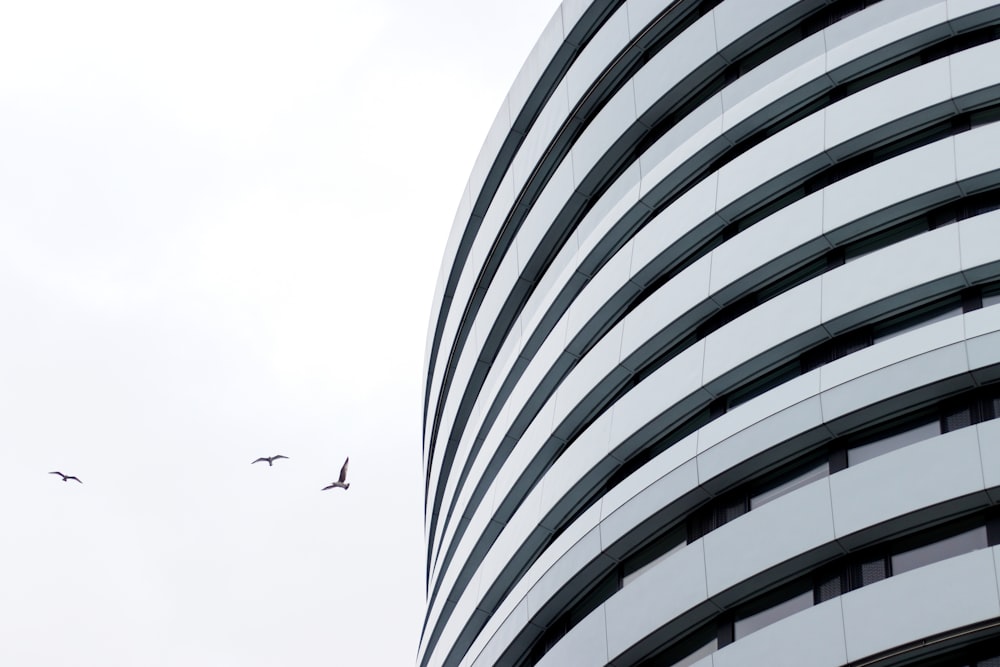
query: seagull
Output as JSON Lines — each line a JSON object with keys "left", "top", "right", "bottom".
{"left": 49, "top": 471, "right": 82, "bottom": 483}
{"left": 251, "top": 455, "right": 289, "bottom": 467}
{"left": 321, "top": 458, "right": 350, "bottom": 491}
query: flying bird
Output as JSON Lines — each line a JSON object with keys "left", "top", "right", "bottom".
{"left": 49, "top": 471, "right": 82, "bottom": 483}
{"left": 321, "top": 458, "right": 350, "bottom": 491}
{"left": 252, "top": 455, "right": 289, "bottom": 467}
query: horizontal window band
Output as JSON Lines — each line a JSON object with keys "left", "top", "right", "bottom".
{"left": 425, "top": 27, "right": 1000, "bottom": 614}
{"left": 536, "top": 508, "right": 1000, "bottom": 667}
{"left": 425, "top": 91, "right": 1000, "bottom": 640}
{"left": 493, "top": 375, "right": 1000, "bottom": 666}
{"left": 432, "top": 274, "right": 1000, "bottom": 667}
{"left": 424, "top": 0, "right": 920, "bottom": 516}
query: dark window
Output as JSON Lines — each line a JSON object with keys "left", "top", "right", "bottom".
{"left": 727, "top": 361, "right": 800, "bottom": 409}
{"left": 847, "top": 420, "right": 940, "bottom": 466}
{"left": 689, "top": 495, "right": 748, "bottom": 542}
{"left": 734, "top": 586, "right": 812, "bottom": 639}
{"left": 843, "top": 218, "right": 930, "bottom": 263}
{"left": 852, "top": 555, "right": 889, "bottom": 588}
{"left": 963, "top": 287, "right": 984, "bottom": 313}
{"left": 696, "top": 295, "right": 757, "bottom": 339}
{"left": 622, "top": 525, "right": 686, "bottom": 586}
{"left": 891, "top": 526, "right": 988, "bottom": 576}
{"left": 637, "top": 624, "right": 718, "bottom": 667}
{"left": 970, "top": 105, "right": 1000, "bottom": 130}
{"left": 942, "top": 403, "right": 975, "bottom": 433}
{"left": 983, "top": 283, "right": 1000, "bottom": 308}
{"left": 872, "top": 298, "right": 963, "bottom": 343}
{"left": 942, "top": 392, "right": 999, "bottom": 433}
{"left": 749, "top": 462, "right": 828, "bottom": 509}
{"left": 801, "top": 328, "right": 872, "bottom": 372}
{"left": 814, "top": 570, "right": 843, "bottom": 604}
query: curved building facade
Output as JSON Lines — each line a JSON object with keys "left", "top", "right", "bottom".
{"left": 421, "top": 2, "right": 1000, "bottom": 666}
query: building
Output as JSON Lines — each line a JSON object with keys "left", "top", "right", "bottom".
{"left": 421, "top": 1, "right": 1000, "bottom": 666}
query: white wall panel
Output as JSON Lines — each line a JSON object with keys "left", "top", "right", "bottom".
{"left": 604, "top": 541, "right": 710, "bottom": 661}
{"left": 634, "top": 13, "right": 718, "bottom": 116}
{"left": 820, "top": 224, "right": 963, "bottom": 332}
{"left": 713, "top": 600, "right": 848, "bottom": 667}
{"left": 830, "top": 429, "right": 984, "bottom": 542}
{"left": 841, "top": 548, "right": 1000, "bottom": 661}
{"left": 825, "top": 0, "right": 948, "bottom": 82}
{"left": 703, "top": 480, "right": 836, "bottom": 599}
{"left": 536, "top": 605, "right": 609, "bottom": 667}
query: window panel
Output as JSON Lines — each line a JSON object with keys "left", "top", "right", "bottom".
{"left": 622, "top": 529, "right": 685, "bottom": 587}
{"left": 891, "top": 526, "right": 988, "bottom": 576}
{"left": 669, "top": 638, "right": 717, "bottom": 667}
{"left": 717, "top": 497, "right": 748, "bottom": 527}
{"left": 734, "top": 590, "right": 813, "bottom": 639}
{"left": 844, "top": 218, "right": 930, "bottom": 264}
{"left": 750, "top": 463, "right": 828, "bottom": 509}
{"left": 815, "top": 572, "right": 842, "bottom": 604}
{"left": 640, "top": 625, "right": 718, "bottom": 667}
{"left": 873, "top": 303, "right": 962, "bottom": 344}
{"left": 857, "top": 557, "right": 888, "bottom": 587}
{"left": 832, "top": 329, "right": 872, "bottom": 359}
{"left": 848, "top": 421, "right": 940, "bottom": 466}
{"left": 943, "top": 405, "right": 974, "bottom": 433}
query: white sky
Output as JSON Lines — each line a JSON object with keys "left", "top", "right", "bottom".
{"left": 0, "top": 1, "right": 561, "bottom": 664}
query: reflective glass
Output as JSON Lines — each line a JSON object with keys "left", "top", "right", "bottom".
{"left": 815, "top": 572, "right": 842, "bottom": 603}
{"left": 891, "top": 526, "right": 988, "bottom": 576}
{"left": 734, "top": 590, "right": 813, "bottom": 639}
{"left": 750, "top": 464, "right": 828, "bottom": 509}
{"left": 623, "top": 540, "right": 684, "bottom": 587}
{"left": 873, "top": 304, "right": 962, "bottom": 343}
{"left": 669, "top": 638, "right": 717, "bottom": 667}
{"left": 943, "top": 405, "right": 973, "bottom": 433}
{"left": 858, "top": 557, "right": 888, "bottom": 587}
{"left": 847, "top": 421, "right": 940, "bottom": 466}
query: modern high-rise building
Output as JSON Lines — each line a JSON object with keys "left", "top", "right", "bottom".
{"left": 421, "top": 2, "right": 1000, "bottom": 666}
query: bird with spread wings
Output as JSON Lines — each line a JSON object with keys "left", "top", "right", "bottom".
{"left": 49, "top": 471, "right": 82, "bottom": 483}
{"left": 321, "top": 458, "right": 350, "bottom": 491}
{"left": 251, "top": 455, "right": 289, "bottom": 467}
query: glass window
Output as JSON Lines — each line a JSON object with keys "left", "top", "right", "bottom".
{"left": 830, "top": 328, "right": 872, "bottom": 360}
{"left": 566, "top": 571, "right": 619, "bottom": 627}
{"left": 734, "top": 589, "right": 813, "bottom": 639}
{"left": 943, "top": 404, "right": 974, "bottom": 433}
{"left": 622, "top": 547, "right": 679, "bottom": 587}
{"left": 983, "top": 287, "right": 1000, "bottom": 308}
{"left": 853, "top": 556, "right": 888, "bottom": 588}
{"left": 641, "top": 625, "right": 718, "bottom": 667}
{"left": 873, "top": 303, "right": 962, "bottom": 343}
{"left": 727, "top": 361, "right": 800, "bottom": 409}
{"left": 750, "top": 463, "right": 828, "bottom": 509}
{"left": 843, "top": 218, "right": 930, "bottom": 264}
{"left": 669, "top": 638, "right": 717, "bottom": 667}
{"left": 891, "top": 526, "right": 988, "bottom": 576}
{"left": 847, "top": 420, "right": 940, "bottom": 466}
{"left": 815, "top": 571, "right": 842, "bottom": 604}
{"left": 623, "top": 527, "right": 685, "bottom": 587}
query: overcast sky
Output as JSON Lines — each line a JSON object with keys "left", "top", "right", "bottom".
{"left": 0, "top": 1, "right": 561, "bottom": 664}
